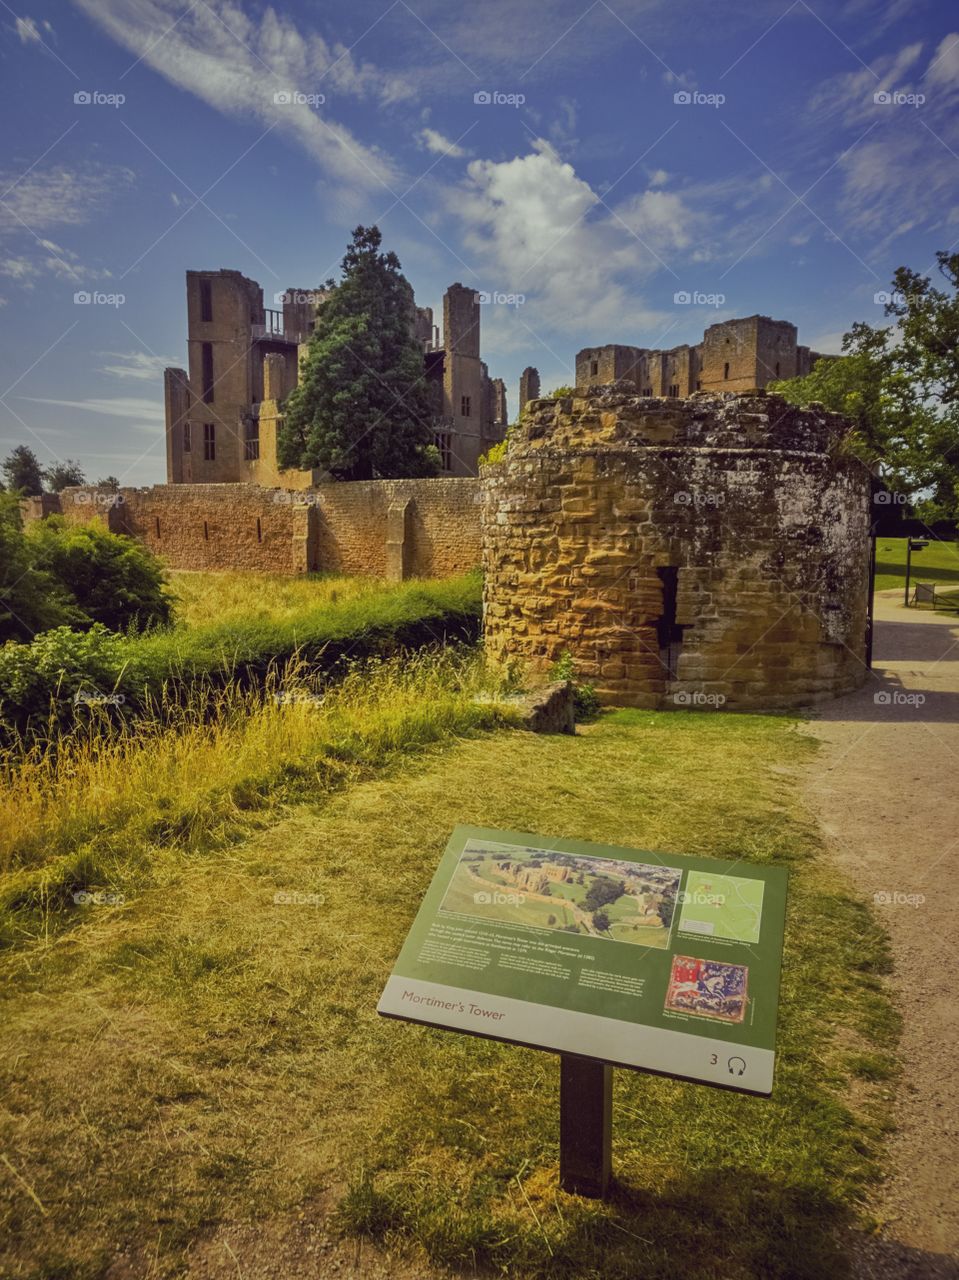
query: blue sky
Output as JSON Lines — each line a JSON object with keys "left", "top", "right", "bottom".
{"left": 0, "top": 0, "right": 957, "bottom": 486}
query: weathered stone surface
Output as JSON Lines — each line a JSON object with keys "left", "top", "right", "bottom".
{"left": 510, "top": 680, "right": 576, "bottom": 734}
{"left": 482, "top": 388, "right": 871, "bottom": 711}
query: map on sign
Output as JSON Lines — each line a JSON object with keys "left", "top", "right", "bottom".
{"left": 677, "top": 871, "right": 765, "bottom": 944}
{"left": 379, "top": 826, "right": 789, "bottom": 1095}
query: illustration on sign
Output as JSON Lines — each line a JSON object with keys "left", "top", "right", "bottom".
{"left": 378, "top": 826, "right": 788, "bottom": 1095}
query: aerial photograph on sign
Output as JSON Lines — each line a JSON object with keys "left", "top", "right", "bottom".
{"left": 678, "top": 871, "right": 766, "bottom": 944}
{"left": 440, "top": 838, "right": 683, "bottom": 946}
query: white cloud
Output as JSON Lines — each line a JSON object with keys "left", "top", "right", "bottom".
{"left": 73, "top": 0, "right": 409, "bottom": 195}
{"left": 15, "top": 15, "right": 42, "bottom": 42}
{"left": 97, "top": 351, "right": 177, "bottom": 381}
{"left": 925, "top": 32, "right": 959, "bottom": 93}
{"left": 417, "top": 128, "right": 468, "bottom": 158}
{"left": 19, "top": 395, "right": 165, "bottom": 426}
{"left": 0, "top": 166, "right": 127, "bottom": 233}
{"left": 449, "top": 138, "right": 673, "bottom": 335}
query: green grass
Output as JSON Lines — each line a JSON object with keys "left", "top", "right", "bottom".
{"left": 0, "top": 708, "right": 898, "bottom": 1280}
{"left": 873, "top": 535, "right": 959, "bottom": 591}
{"left": 166, "top": 569, "right": 395, "bottom": 630}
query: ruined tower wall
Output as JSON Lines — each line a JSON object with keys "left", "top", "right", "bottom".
{"left": 481, "top": 387, "right": 870, "bottom": 711}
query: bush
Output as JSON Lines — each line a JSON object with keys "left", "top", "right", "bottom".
{"left": 0, "top": 495, "right": 79, "bottom": 642}
{"left": 549, "top": 649, "right": 601, "bottom": 720}
{"left": 27, "top": 518, "right": 172, "bottom": 633}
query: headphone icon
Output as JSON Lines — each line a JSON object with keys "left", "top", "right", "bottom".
{"left": 727, "top": 1056, "right": 746, "bottom": 1076}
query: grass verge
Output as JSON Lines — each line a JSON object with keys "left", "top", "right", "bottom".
{"left": 0, "top": 708, "right": 897, "bottom": 1279}
{"left": 873, "top": 535, "right": 959, "bottom": 592}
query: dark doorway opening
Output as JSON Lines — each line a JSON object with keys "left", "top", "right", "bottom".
{"left": 657, "top": 567, "right": 688, "bottom": 679}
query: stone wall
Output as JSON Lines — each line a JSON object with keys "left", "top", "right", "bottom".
{"left": 482, "top": 385, "right": 871, "bottom": 711}
{"left": 54, "top": 478, "right": 482, "bottom": 579}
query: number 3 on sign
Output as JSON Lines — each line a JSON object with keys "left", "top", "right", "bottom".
{"left": 710, "top": 1053, "right": 718, "bottom": 1064}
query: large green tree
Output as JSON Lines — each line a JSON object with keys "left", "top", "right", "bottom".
{"left": 278, "top": 226, "right": 439, "bottom": 480}
{"left": 2, "top": 445, "right": 44, "bottom": 496}
{"left": 771, "top": 251, "right": 959, "bottom": 522}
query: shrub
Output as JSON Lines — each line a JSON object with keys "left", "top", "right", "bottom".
{"left": 0, "top": 495, "right": 79, "bottom": 642}
{"left": 27, "top": 518, "right": 172, "bottom": 633}
{"left": 549, "top": 649, "right": 601, "bottom": 720}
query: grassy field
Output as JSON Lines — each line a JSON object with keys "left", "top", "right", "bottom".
{"left": 0, "top": 707, "right": 898, "bottom": 1280}
{"left": 873, "top": 535, "right": 959, "bottom": 593}
{"left": 166, "top": 569, "right": 391, "bottom": 629}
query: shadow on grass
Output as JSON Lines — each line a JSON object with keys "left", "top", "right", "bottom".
{"left": 337, "top": 1163, "right": 860, "bottom": 1280}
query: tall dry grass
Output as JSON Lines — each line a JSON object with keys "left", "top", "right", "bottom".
{"left": 0, "top": 646, "right": 518, "bottom": 945}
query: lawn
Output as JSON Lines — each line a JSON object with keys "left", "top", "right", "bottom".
{"left": 873, "top": 534, "right": 959, "bottom": 592}
{"left": 166, "top": 569, "right": 391, "bottom": 630}
{"left": 0, "top": 706, "right": 898, "bottom": 1280}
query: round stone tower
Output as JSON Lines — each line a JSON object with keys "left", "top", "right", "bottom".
{"left": 481, "top": 385, "right": 871, "bottom": 710}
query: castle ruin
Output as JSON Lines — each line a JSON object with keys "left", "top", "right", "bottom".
{"left": 482, "top": 384, "right": 870, "bottom": 711}
{"left": 163, "top": 270, "right": 513, "bottom": 486}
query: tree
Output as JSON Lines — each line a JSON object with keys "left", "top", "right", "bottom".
{"left": 96, "top": 475, "right": 121, "bottom": 491}
{"left": 771, "top": 251, "right": 959, "bottom": 523}
{"left": 278, "top": 226, "right": 440, "bottom": 480}
{"left": 2, "top": 446, "right": 44, "bottom": 496}
{"left": 27, "top": 519, "right": 172, "bottom": 633}
{"left": 583, "top": 876, "right": 624, "bottom": 913}
{"left": 592, "top": 908, "right": 610, "bottom": 932}
{"left": 44, "top": 459, "right": 86, "bottom": 492}
{"left": 0, "top": 494, "right": 77, "bottom": 641}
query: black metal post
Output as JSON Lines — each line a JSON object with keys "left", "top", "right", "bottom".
{"left": 904, "top": 538, "right": 912, "bottom": 608}
{"left": 559, "top": 1054, "right": 612, "bottom": 1198}
{"left": 866, "top": 528, "right": 877, "bottom": 669}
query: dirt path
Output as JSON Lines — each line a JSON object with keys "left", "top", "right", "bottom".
{"left": 803, "top": 591, "right": 959, "bottom": 1279}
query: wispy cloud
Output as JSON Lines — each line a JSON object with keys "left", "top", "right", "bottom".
{"left": 74, "top": 0, "right": 410, "bottom": 196}
{"left": 97, "top": 350, "right": 177, "bottom": 381}
{"left": 417, "top": 127, "right": 469, "bottom": 158}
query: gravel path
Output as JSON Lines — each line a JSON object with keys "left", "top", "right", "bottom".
{"left": 803, "top": 591, "right": 959, "bottom": 1279}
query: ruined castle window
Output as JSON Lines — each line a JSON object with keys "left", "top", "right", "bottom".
{"left": 724, "top": 362, "right": 730, "bottom": 379}
{"left": 182, "top": 422, "right": 191, "bottom": 452}
{"left": 201, "top": 342, "right": 215, "bottom": 403}
{"left": 203, "top": 520, "right": 209, "bottom": 541}
{"left": 256, "top": 517, "right": 262, "bottom": 543}
{"left": 243, "top": 418, "right": 259, "bottom": 462}
{"left": 668, "top": 383, "right": 679, "bottom": 398}
{"left": 590, "top": 360, "right": 599, "bottom": 376}
{"left": 775, "top": 361, "right": 781, "bottom": 378}
{"left": 643, "top": 386, "right": 652, "bottom": 397}
{"left": 460, "top": 395, "right": 471, "bottom": 418}
{"left": 656, "top": 567, "right": 687, "bottom": 680}
{"left": 200, "top": 279, "right": 213, "bottom": 323}
{"left": 434, "top": 430, "right": 453, "bottom": 472}
{"left": 203, "top": 422, "right": 216, "bottom": 461}
{"left": 696, "top": 380, "right": 701, "bottom": 390}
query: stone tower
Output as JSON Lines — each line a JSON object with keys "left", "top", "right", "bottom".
{"left": 519, "top": 366, "right": 541, "bottom": 416}
{"left": 482, "top": 385, "right": 870, "bottom": 711}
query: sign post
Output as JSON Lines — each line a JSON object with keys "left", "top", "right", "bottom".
{"left": 379, "top": 825, "right": 789, "bottom": 1197}
{"left": 559, "top": 1055, "right": 611, "bottom": 1198}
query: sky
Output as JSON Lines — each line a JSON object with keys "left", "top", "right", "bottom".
{"left": 0, "top": 0, "right": 957, "bottom": 487}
